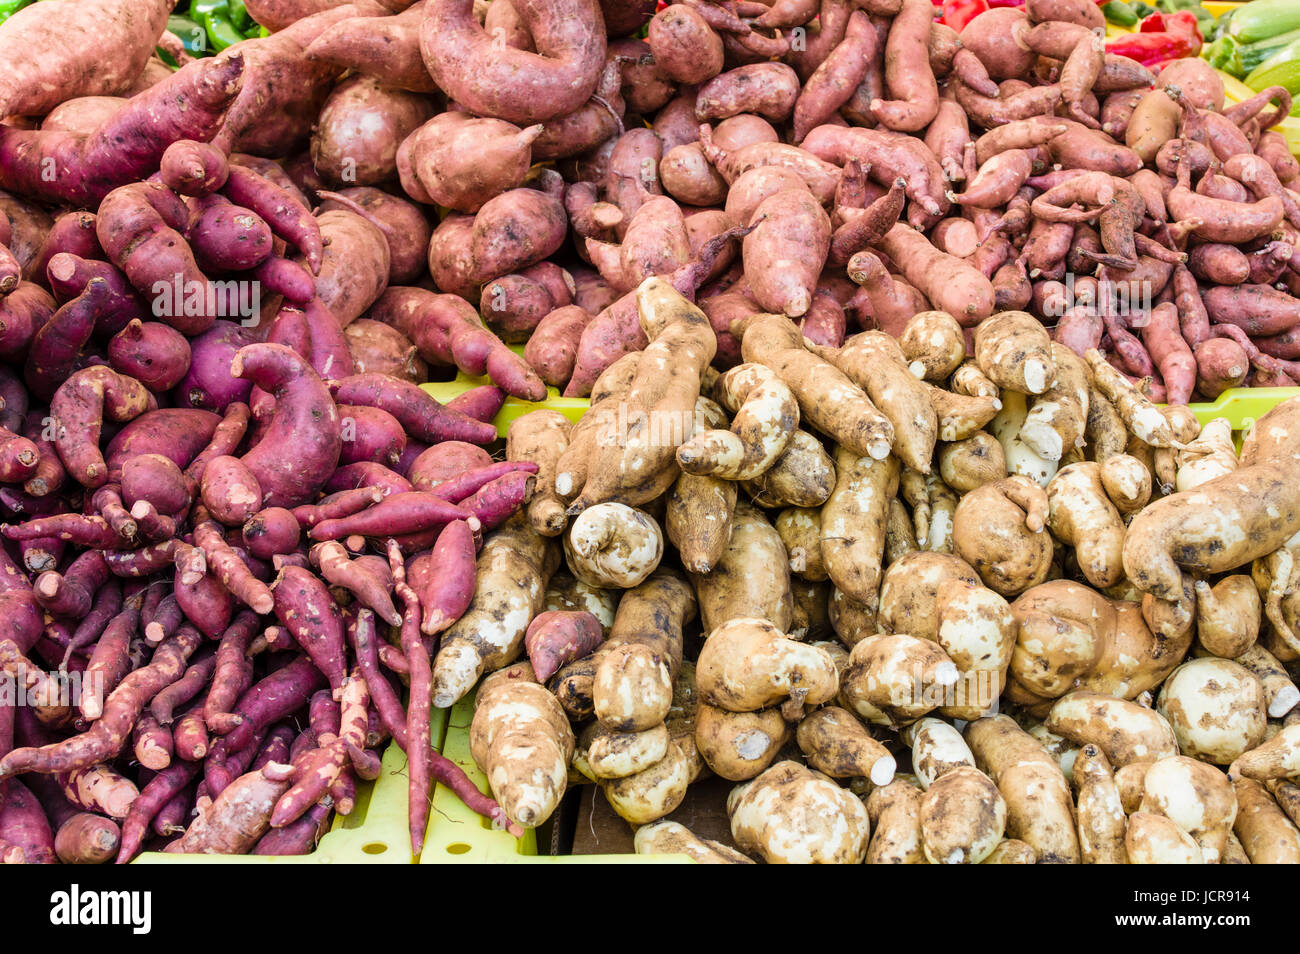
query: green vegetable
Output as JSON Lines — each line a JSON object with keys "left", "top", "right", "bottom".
{"left": 1103, "top": 1, "right": 1139, "bottom": 27}
{"left": 1244, "top": 37, "right": 1300, "bottom": 109}
{"left": 201, "top": 11, "right": 244, "bottom": 49}
{"left": 0, "top": 0, "right": 31, "bottom": 26}
{"left": 1131, "top": 2, "right": 1157, "bottom": 18}
{"left": 1239, "top": 27, "right": 1300, "bottom": 74}
{"left": 229, "top": 0, "right": 253, "bottom": 33}
{"left": 1228, "top": 0, "right": 1300, "bottom": 46}
{"left": 167, "top": 13, "right": 209, "bottom": 55}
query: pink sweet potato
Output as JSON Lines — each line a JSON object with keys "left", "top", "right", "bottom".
{"left": 311, "top": 75, "right": 435, "bottom": 187}
{"left": 479, "top": 262, "right": 575, "bottom": 344}
{"left": 272, "top": 567, "right": 347, "bottom": 692}
{"left": 420, "top": 518, "right": 476, "bottom": 635}
{"left": 647, "top": 4, "right": 724, "bottom": 85}
{"left": 337, "top": 404, "right": 406, "bottom": 467}
{"left": 175, "top": 568, "right": 234, "bottom": 640}
{"left": 525, "top": 610, "right": 603, "bottom": 682}
{"left": 51, "top": 366, "right": 155, "bottom": 488}
{"left": 420, "top": 0, "right": 607, "bottom": 125}
{"left": 232, "top": 343, "right": 342, "bottom": 508}
{"left": 44, "top": 254, "right": 145, "bottom": 340}
{"left": 311, "top": 540, "right": 400, "bottom": 625}
{"left": 28, "top": 212, "right": 100, "bottom": 289}
{"left": 331, "top": 372, "right": 497, "bottom": 445}
{"left": 305, "top": 2, "right": 436, "bottom": 93}
{"left": 160, "top": 139, "right": 230, "bottom": 197}
{"left": 316, "top": 187, "right": 430, "bottom": 285}
{"left": 307, "top": 491, "right": 473, "bottom": 541}
{"left": 396, "top": 111, "right": 542, "bottom": 212}
{"left": 342, "top": 319, "right": 425, "bottom": 383}
{"left": 525, "top": 304, "right": 593, "bottom": 388}
{"left": 742, "top": 187, "right": 830, "bottom": 318}
{"left": 407, "top": 441, "right": 493, "bottom": 492}
{"left": 189, "top": 199, "right": 275, "bottom": 273}
{"left": 309, "top": 210, "right": 391, "bottom": 328}
{"left": 242, "top": 507, "right": 302, "bottom": 561}
{"left": 171, "top": 764, "right": 292, "bottom": 855}
{"left": 121, "top": 453, "right": 191, "bottom": 517}
{"left": 0, "top": 778, "right": 55, "bottom": 864}
{"left": 445, "top": 386, "right": 507, "bottom": 424}
{"left": 324, "top": 461, "right": 413, "bottom": 496}
{"left": 469, "top": 174, "right": 568, "bottom": 284}
{"left": 107, "top": 320, "right": 192, "bottom": 394}
{"left": 459, "top": 471, "right": 535, "bottom": 530}
{"left": 0, "top": 283, "right": 54, "bottom": 359}
{"left": 200, "top": 456, "right": 264, "bottom": 527}
{"left": 24, "top": 277, "right": 112, "bottom": 402}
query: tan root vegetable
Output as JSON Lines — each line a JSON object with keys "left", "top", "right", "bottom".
{"left": 1229, "top": 724, "right": 1300, "bottom": 782}
{"left": 821, "top": 446, "right": 899, "bottom": 621}
{"left": 866, "top": 779, "right": 926, "bottom": 864}
{"left": 1174, "top": 417, "right": 1237, "bottom": 492}
{"left": 1046, "top": 462, "right": 1125, "bottom": 588}
{"left": 775, "top": 507, "right": 827, "bottom": 581}
{"left": 1126, "top": 811, "right": 1205, "bottom": 864}
{"left": 676, "top": 362, "right": 798, "bottom": 480}
{"left": 689, "top": 501, "right": 793, "bottom": 632}
{"left": 633, "top": 821, "right": 754, "bottom": 863}
{"left": 919, "top": 765, "right": 1007, "bottom": 864}
{"left": 584, "top": 722, "right": 671, "bottom": 780}
{"left": 902, "top": 717, "right": 975, "bottom": 789}
{"left": 600, "top": 737, "right": 694, "bottom": 825}
{"left": 695, "top": 703, "right": 790, "bottom": 780}
{"left": 982, "top": 840, "right": 1037, "bottom": 863}
{"left": 665, "top": 471, "right": 736, "bottom": 574}
{"left": 1195, "top": 576, "right": 1260, "bottom": 659}
{"left": 1157, "top": 658, "right": 1267, "bottom": 766}
{"left": 1139, "top": 755, "right": 1238, "bottom": 864}
{"left": 728, "top": 760, "right": 871, "bottom": 864}
{"left": 507, "top": 410, "right": 572, "bottom": 536}
{"left": 1019, "top": 343, "right": 1089, "bottom": 461}
{"left": 796, "top": 706, "right": 896, "bottom": 785}
{"left": 938, "top": 431, "right": 1006, "bottom": 493}
{"left": 990, "top": 391, "right": 1058, "bottom": 487}
{"left": 1232, "top": 777, "right": 1300, "bottom": 864}
{"left": 743, "top": 428, "right": 836, "bottom": 508}
{"left": 953, "top": 475, "right": 1053, "bottom": 596}
{"left": 1099, "top": 453, "right": 1151, "bottom": 517}
{"left": 1073, "top": 744, "right": 1127, "bottom": 864}
{"left": 1234, "top": 645, "right": 1300, "bottom": 719}
{"left": 900, "top": 310, "right": 966, "bottom": 381}
{"left": 1046, "top": 691, "right": 1179, "bottom": 767}
{"left": 697, "top": 617, "right": 838, "bottom": 715}
{"left": 839, "top": 632, "right": 959, "bottom": 727}
{"left": 564, "top": 502, "right": 664, "bottom": 588}
{"left": 974, "top": 311, "right": 1056, "bottom": 395}
{"left": 965, "top": 715, "right": 1081, "bottom": 863}
{"left": 932, "top": 578, "right": 1017, "bottom": 720}
{"left": 470, "top": 662, "right": 575, "bottom": 830}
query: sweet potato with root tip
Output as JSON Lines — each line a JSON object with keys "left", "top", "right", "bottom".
{"left": 332, "top": 372, "right": 497, "bottom": 445}
{"left": 306, "top": 2, "right": 436, "bottom": 92}
{"left": 174, "top": 322, "right": 258, "bottom": 414}
{"left": 108, "top": 320, "right": 191, "bottom": 395}
{"left": 877, "top": 224, "right": 992, "bottom": 325}
{"left": 317, "top": 188, "right": 430, "bottom": 287}
{"left": 742, "top": 187, "right": 830, "bottom": 319}
{"left": 51, "top": 366, "right": 154, "bottom": 489}
{"left": 171, "top": 763, "right": 293, "bottom": 855}
{"left": 480, "top": 263, "right": 575, "bottom": 344}
{"left": 312, "top": 75, "right": 434, "bottom": 187}
{"left": 648, "top": 5, "right": 723, "bottom": 85}
{"left": 159, "top": 139, "right": 229, "bottom": 197}
{"left": 189, "top": 200, "right": 274, "bottom": 273}
{"left": 0, "top": 283, "right": 54, "bottom": 359}
{"left": 342, "top": 319, "right": 425, "bottom": 383}
{"left": 445, "top": 386, "right": 506, "bottom": 424}
{"left": 24, "top": 277, "right": 113, "bottom": 403}
{"left": 421, "top": 0, "right": 607, "bottom": 125}
{"left": 398, "top": 112, "right": 541, "bottom": 213}
{"left": 470, "top": 175, "right": 568, "bottom": 285}
{"left": 308, "top": 210, "right": 391, "bottom": 329}
{"left": 307, "top": 492, "right": 472, "bottom": 541}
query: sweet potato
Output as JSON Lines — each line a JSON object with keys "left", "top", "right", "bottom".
{"left": 312, "top": 75, "right": 434, "bottom": 187}
{"left": 741, "top": 187, "right": 830, "bottom": 319}
{"left": 305, "top": 2, "right": 436, "bottom": 92}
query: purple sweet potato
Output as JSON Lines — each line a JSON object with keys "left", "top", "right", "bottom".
{"left": 337, "top": 404, "right": 406, "bottom": 467}
{"left": 189, "top": 199, "right": 275, "bottom": 273}
{"left": 28, "top": 212, "right": 101, "bottom": 288}
{"left": 0, "top": 283, "right": 54, "bottom": 359}
{"left": 525, "top": 610, "right": 603, "bottom": 681}
{"left": 459, "top": 471, "right": 535, "bottom": 530}
{"left": 0, "top": 778, "right": 56, "bottom": 864}
{"left": 525, "top": 304, "right": 592, "bottom": 388}
{"left": 175, "top": 568, "right": 234, "bottom": 640}
{"left": 305, "top": 1, "right": 436, "bottom": 93}
{"left": 203, "top": 611, "right": 260, "bottom": 735}
{"left": 311, "top": 540, "right": 400, "bottom": 625}
{"left": 331, "top": 372, "right": 497, "bottom": 445}
{"left": 24, "top": 277, "right": 111, "bottom": 402}
{"left": 0, "top": 53, "right": 245, "bottom": 208}
{"left": 107, "top": 320, "right": 192, "bottom": 393}
{"left": 54, "top": 811, "right": 121, "bottom": 864}
{"left": 232, "top": 343, "right": 342, "bottom": 508}
{"left": 272, "top": 567, "right": 348, "bottom": 692}
{"left": 468, "top": 174, "right": 568, "bottom": 284}
{"left": 242, "top": 507, "right": 302, "bottom": 560}
{"left": 479, "top": 261, "right": 575, "bottom": 344}
{"left": 51, "top": 366, "right": 156, "bottom": 488}
{"left": 419, "top": 518, "right": 477, "bottom": 635}
{"left": 193, "top": 517, "right": 275, "bottom": 615}
{"left": 396, "top": 112, "right": 542, "bottom": 212}
{"left": 312, "top": 75, "right": 435, "bottom": 187}
{"left": 116, "top": 762, "right": 198, "bottom": 862}
{"left": 342, "top": 319, "right": 425, "bottom": 383}
{"left": 33, "top": 550, "right": 109, "bottom": 619}
{"left": 200, "top": 455, "right": 264, "bottom": 527}
{"left": 317, "top": 187, "right": 431, "bottom": 286}
{"left": 308, "top": 210, "right": 391, "bottom": 329}
{"left": 323, "top": 461, "right": 413, "bottom": 496}
{"left": 44, "top": 253, "right": 143, "bottom": 340}
{"left": 307, "top": 491, "right": 473, "bottom": 541}
{"left": 121, "top": 453, "right": 191, "bottom": 516}
{"left": 105, "top": 408, "right": 221, "bottom": 484}
{"left": 221, "top": 164, "right": 324, "bottom": 274}
{"left": 159, "top": 139, "right": 230, "bottom": 197}
{"left": 444, "top": 386, "right": 507, "bottom": 425}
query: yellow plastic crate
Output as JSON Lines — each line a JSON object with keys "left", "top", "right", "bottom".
{"left": 133, "top": 708, "right": 449, "bottom": 864}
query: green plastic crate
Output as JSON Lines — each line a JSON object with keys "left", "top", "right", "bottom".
{"left": 134, "top": 709, "right": 448, "bottom": 864}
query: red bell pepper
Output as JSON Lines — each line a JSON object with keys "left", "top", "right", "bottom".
{"left": 985, "top": 0, "right": 1024, "bottom": 6}
{"left": 941, "top": 0, "right": 988, "bottom": 30}
{"left": 1105, "top": 14, "right": 1202, "bottom": 65}
{"left": 1138, "top": 11, "right": 1166, "bottom": 32}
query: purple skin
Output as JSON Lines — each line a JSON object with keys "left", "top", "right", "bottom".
{"left": 203, "top": 610, "right": 259, "bottom": 735}
{"left": 22, "top": 411, "right": 67, "bottom": 499}
{"left": 150, "top": 783, "right": 196, "bottom": 838}
{"left": 232, "top": 344, "right": 342, "bottom": 509}
{"left": 426, "top": 460, "right": 539, "bottom": 503}
{"left": 173, "top": 321, "right": 257, "bottom": 413}
{"left": 421, "top": 519, "right": 477, "bottom": 635}
{"left": 200, "top": 455, "right": 263, "bottom": 527}
{"left": 251, "top": 725, "right": 296, "bottom": 772}
{"left": 29, "top": 212, "right": 101, "bottom": 289}
{"left": 108, "top": 320, "right": 193, "bottom": 394}
{"left": 174, "top": 568, "right": 234, "bottom": 639}
{"left": 20, "top": 538, "right": 64, "bottom": 575}
{"left": 33, "top": 549, "right": 110, "bottom": 618}
{"left": 252, "top": 799, "right": 331, "bottom": 855}
{"left": 456, "top": 471, "right": 535, "bottom": 530}
{"left": 105, "top": 408, "right": 222, "bottom": 483}
{"left": 90, "top": 484, "right": 139, "bottom": 543}
{"left": 0, "top": 283, "right": 55, "bottom": 359}
{"left": 307, "top": 492, "right": 473, "bottom": 541}
{"left": 444, "top": 385, "right": 507, "bottom": 423}
{"left": 301, "top": 297, "right": 355, "bottom": 381}
{"left": 272, "top": 566, "right": 348, "bottom": 692}
{"left": 2, "top": 513, "right": 124, "bottom": 548}
{"left": 0, "top": 545, "right": 43, "bottom": 653}
{"left": 221, "top": 655, "right": 328, "bottom": 754}
{"left": 160, "top": 139, "right": 230, "bottom": 197}
{"left": 203, "top": 724, "right": 268, "bottom": 801}
{"left": 407, "top": 441, "right": 493, "bottom": 491}
{"left": 0, "top": 778, "right": 56, "bottom": 863}
{"left": 0, "top": 54, "right": 245, "bottom": 207}
{"left": 290, "top": 487, "right": 383, "bottom": 529}
{"left": 526, "top": 610, "right": 604, "bottom": 682}
{"left": 0, "top": 366, "right": 24, "bottom": 433}
{"left": 23, "top": 276, "right": 110, "bottom": 402}
{"left": 191, "top": 198, "right": 275, "bottom": 273}
{"left": 121, "top": 453, "right": 192, "bottom": 515}
{"left": 394, "top": 439, "right": 428, "bottom": 477}
{"left": 117, "top": 753, "right": 200, "bottom": 856}
{"left": 81, "top": 603, "right": 139, "bottom": 721}
{"left": 221, "top": 164, "right": 325, "bottom": 275}
{"left": 44, "top": 254, "right": 144, "bottom": 340}
{"left": 242, "top": 506, "right": 301, "bottom": 560}
{"left": 312, "top": 541, "right": 401, "bottom": 626}
{"left": 253, "top": 255, "right": 317, "bottom": 305}
{"left": 104, "top": 539, "right": 179, "bottom": 578}
{"left": 66, "top": 579, "right": 123, "bottom": 662}
{"left": 317, "top": 187, "right": 431, "bottom": 285}
{"left": 323, "top": 462, "right": 413, "bottom": 497}
{"left": 330, "top": 373, "right": 497, "bottom": 445}
{"left": 337, "top": 404, "right": 406, "bottom": 467}
{"left": 150, "top": 653, "right": 216, "bottom": 724}
{"left": 185, "top": 401, "right": 252, "bottom": 486}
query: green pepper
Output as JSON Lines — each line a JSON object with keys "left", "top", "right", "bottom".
{"left": 1131, "top": 2, "right": 1157, "bottom": 19}
{"left": 190, "top": 0, "right": 229, "bottom": 17}
{"left": 167, "top": 13, "right": 209, "bottom": 55}
{"left": 0, "top": 0, "right": 31, "bottom": 26}
{"left": 201, "top": 10, "right": 245, "bottom": 50}
{"left": 229, "top": 0, "right": 253, "bottom": 33}
{"left": 1103, "top": 1, "right": 1139, "bottom": 27}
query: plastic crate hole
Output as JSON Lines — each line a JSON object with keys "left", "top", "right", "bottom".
{"left": 446, "top": 843, "right": 471, "bottom": 855}
{"left": 362, "top": 842, "right": 389, "bottom": 855}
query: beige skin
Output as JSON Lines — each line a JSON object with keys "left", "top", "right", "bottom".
{"left": 950, "top": 361, "right": 1001, "bottom": 400}
{"left": 696, "top": 617, "right": 839, "bottom": 713}
{"left": 1232, "top": 777, "right": 1300, "bottom": 864}
{"left": 601, "top": 738, "right": 693, "bottom": 825}
{"left": 1252, "top": 543, "right": 1300, "bottom": 658}
{"left": 982, "top": 839, "right": 1037, "bottom": 863}
{"left": 920, "top": 765, "right": 1007, "bottom": 864}
{"left": 1020, "top": 342, "right": 1089, "bottom": 462}
{"left": 902, "top": 717, "right": 975, "bottom": 789}
{"left": 1074, "top": 744, "right": 1128, "bottom": 864}
{"left": 1140, "top": 756, "right": 1237, "bottom": 864}
{"left": 933, "top": 578, "right": 1017, "bottom": 720}
{"left": 866, "top": 779, "right": 926, "bottom": 864}
{"left": 1046, "top": 462, "right": 1125, "bottom": 588}
{"left": 689, "top": 502, "right": 793, "bottom": 633}
{"left": 585, "top": 723, "right": 671, "bottom": 780}
{"left": 555, "top": 351, "right": 640, "bottom": 501}
{"left": 829, "top": 588, "right": 879, "bottom": 647}
{"left": 885, "top": 498, "right": 919, "bottom": 567}
{"left": 1126, "top": 812, "right": 1205, "bottom": 864}
{"left": 953, "top": 475, "right": 1053, "bottom": 597}
{"left": 813, "top": 332, "right": 938, "bottom": 474}
{"left": 930, "top": 386, "right": 1003, "bottom": 443}
{"left": 665, "top": 471, "right": 736, "bottom": 575}
{"left": 840, "top": 632, "right": 959, "bottom": 727}
{"left": 797, "top": 706, "right": 897, "bottom": 785}
{"left": 922, "top": 473, "right": 958, "bottom": 553}
{"left": 991, "top": 391, "right": 1058, "bottom": 488}
{"left": 974, "top": 310, "right": 1057, "bottom": 395}
{"left": 1176, "top": 417, "right": 1237, "bottom": 492}
{"left": 1086, "top": 348, "right": 1178, "bottom": 448}
{"left": 695, "top": 703, "right": 790, "bottom": 781}
{"left": 1086, "top": 388, "right": 1129, "bottom": 464}
{"left": 633, "top": 821, "right": 754, "bottom": 863}
{"left": 1046, "top": 691, "right": 1179, "bottom": 767}
{"left": 965, "top": 715, "right": 1082, "bottom": 863}
{"left": 1158, "top": 657, "right": 1267, "bottom": 766}
{"left": 728, "top": 761, "right": 872, "bottom": 864}
{"left": 901, "top": 310, "right": 966, "bottom": 381}
{"left": 1229, "top": 723, "right": 1300, "bottom": 782}
{"left": 1009, "top": 580, "right": 1108, "bottom": 699}
{"left": 1268, "top": 778, "right": 1300, "bottom": 829}
{"left": 471, "top": 663, "right": 575, "bottom": 830}
{"left": 1098, "top": 453, "right": 1152, "bottom": 517}
{"left": 565, "top": 502, "right": 664, "bottom": 589}
{"left": 791, "top": 580, "right": 832, "bottom": 641}
{"left": 939, "top": 431, "right": 1006, "bottom": 493}
{"left": 822, "top": 446, "right": 899, "bottom": 613}
{"left": 879, "top": 551, "right": 981, "bottom": 641}
{"left": 733, "top": 311, "right": 894, "bottom": 461}
{"left": 432, "top": 515, "right": 560, "bottom": 709}
{"left": 1194, "top": 575, "right": 1260, "bottom": 659}
{"left": 507, "top": 410, "right": 573, "bottom": 537}
{"left": 1234, "top": 645, "right": 1300, "bottom": 719}
{"left": 676, "top": 362, "right": 798, "bottom": 480}
{"left": 742, "top": 428, "right": 836, "bottom": 508}
{"left": 593, "top": 642, "right": 673, "bottom": 733}
{"left": 775, "top": 507, "right": 827, "bottom": 582}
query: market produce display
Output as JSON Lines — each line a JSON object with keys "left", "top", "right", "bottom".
{"left": 0, "top": 0, "right": 1298, "bottom": 867}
